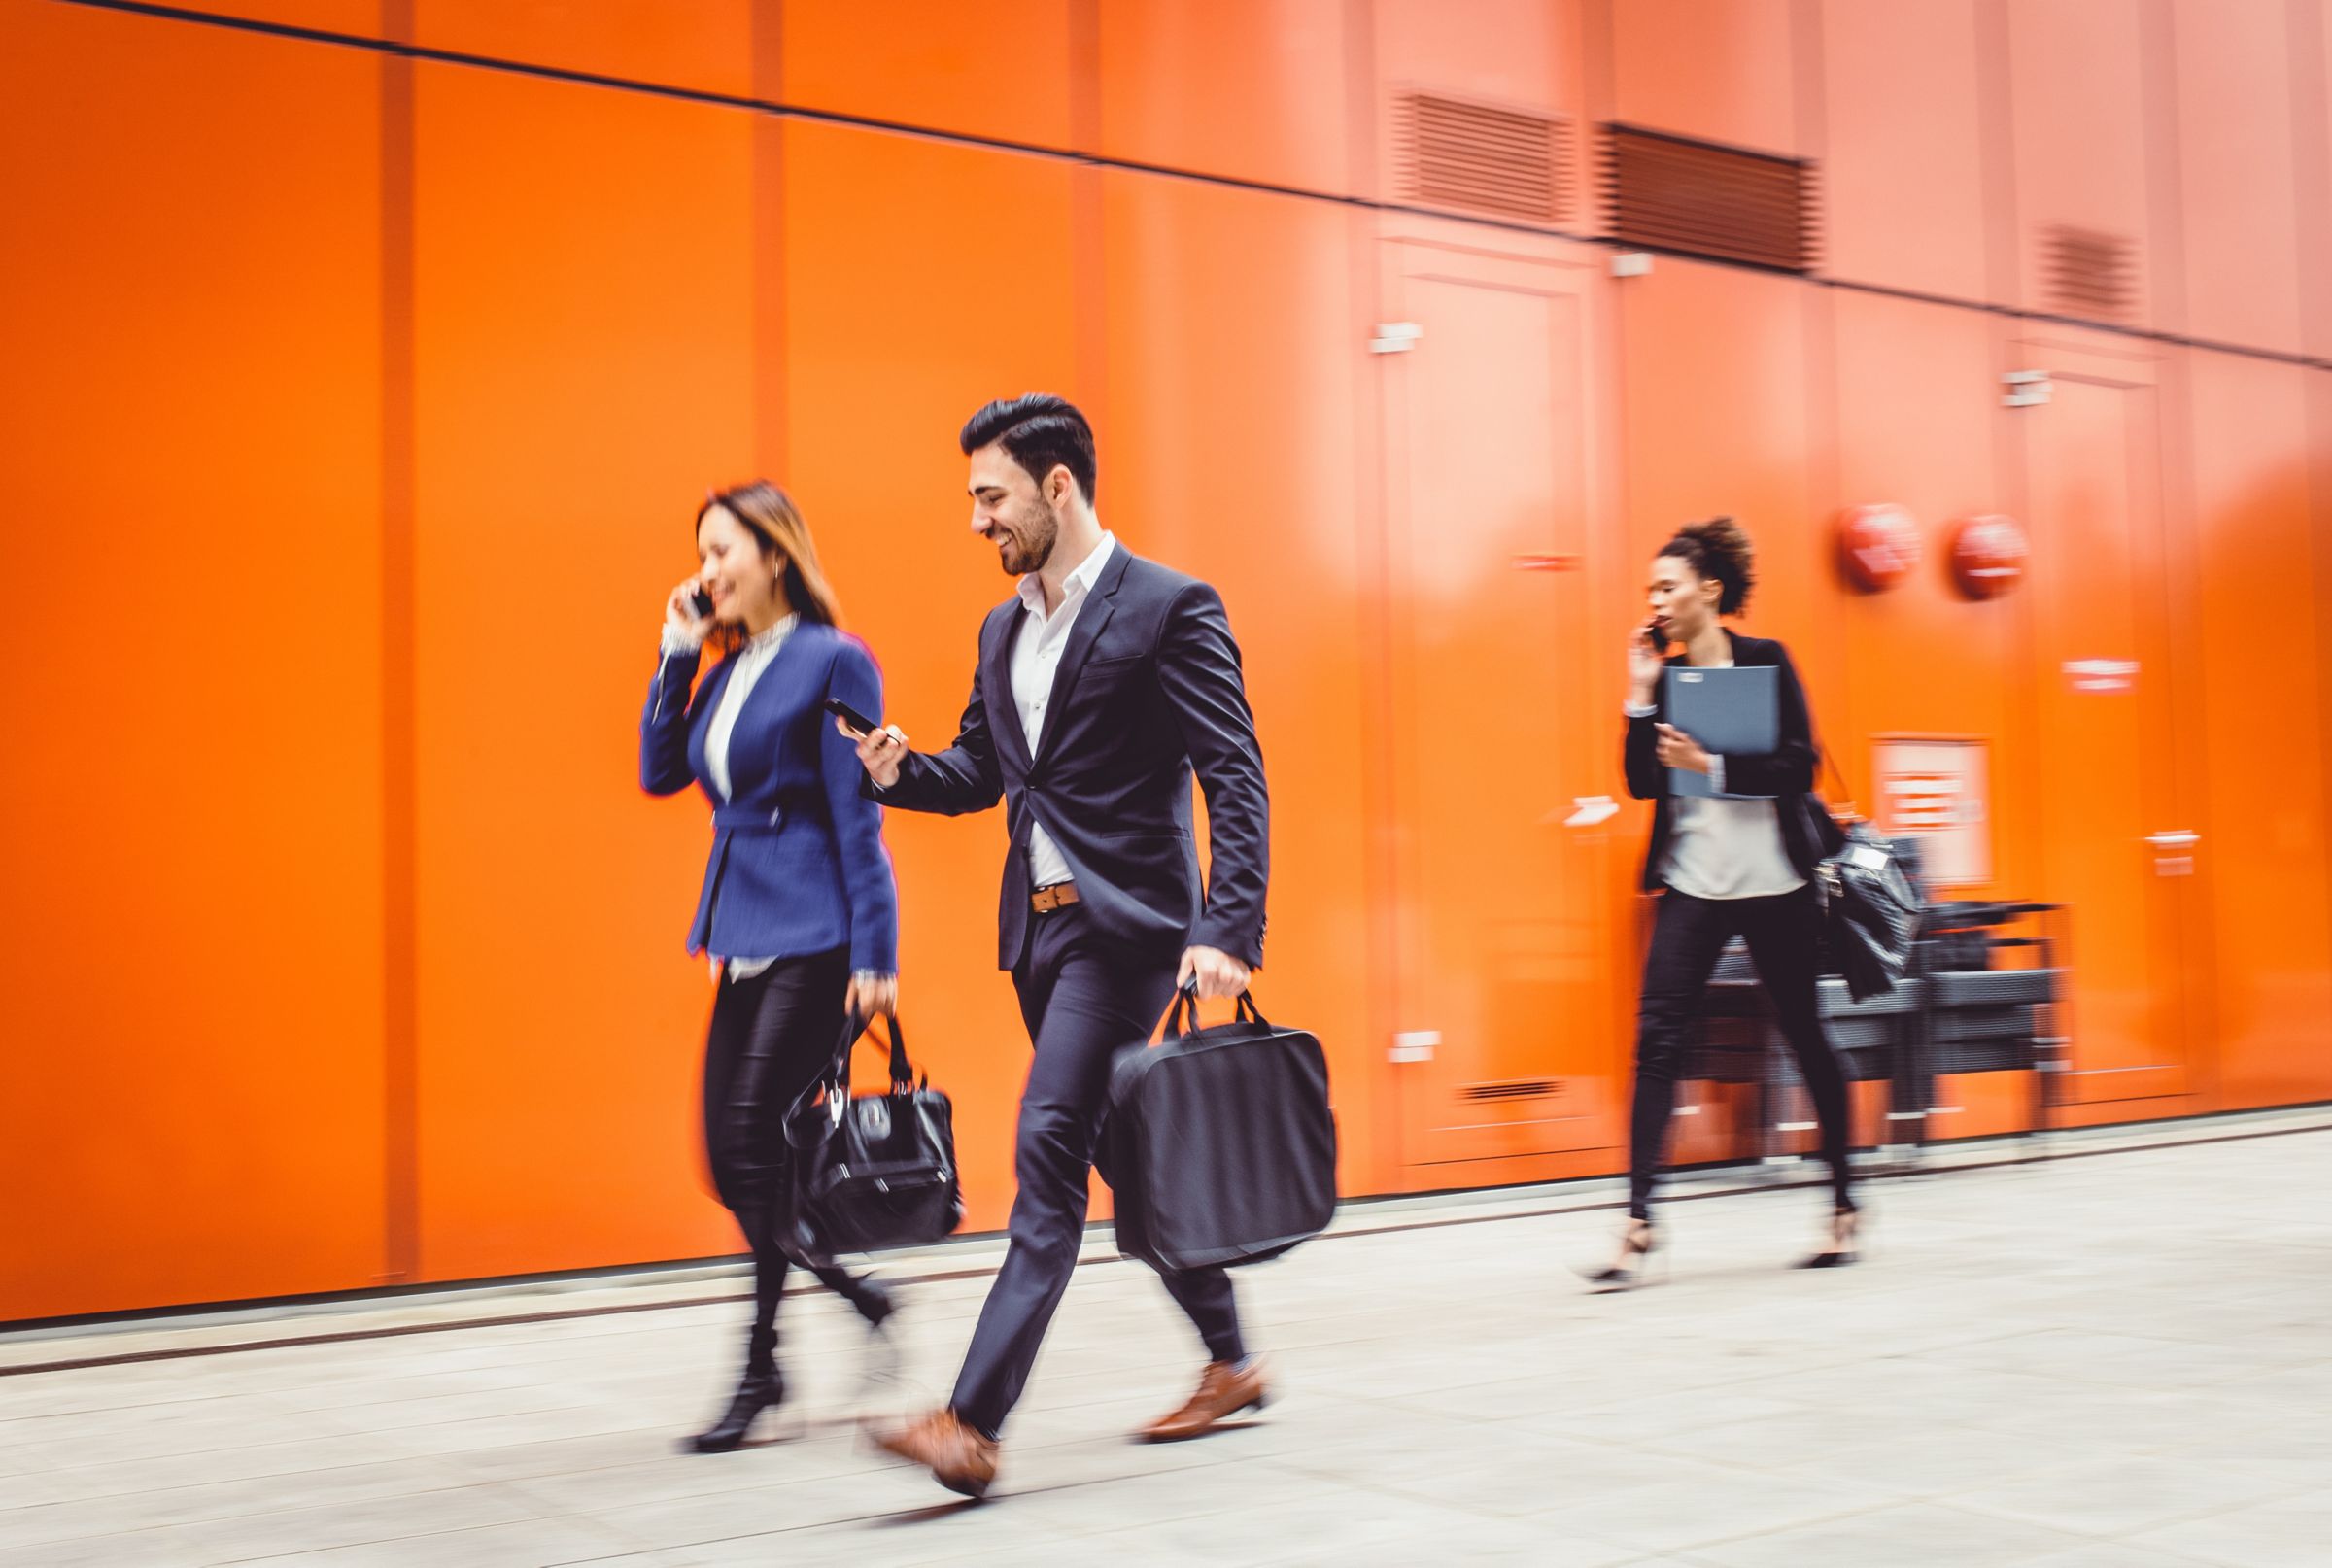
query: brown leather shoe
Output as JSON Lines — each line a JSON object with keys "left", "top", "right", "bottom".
{"left": 865, "top": 1408, "right": 999, "bottom": 1499}
{"left": 1137, "top": 1358, "right": 1271, "bottom": 1442}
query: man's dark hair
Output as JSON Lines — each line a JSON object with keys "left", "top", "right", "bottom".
{"left": 960, "top": 393, "right": 1098, "bottom": 505}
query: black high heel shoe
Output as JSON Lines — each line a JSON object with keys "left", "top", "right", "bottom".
{"left": 687, "top": 1368, "right": 784, "bottom": 1453}
{"left": 1794, "top": 1207, "right": 1861, "bottom": 1270}
{"left": 1576, "top": 1218, "right": 1661, "bottom": 1292}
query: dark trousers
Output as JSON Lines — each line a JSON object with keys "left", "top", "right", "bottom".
{"left": 703, "top": 946, "right": 886, "bottom": 1376}
{"left": 1629, "top": 884, "right": 1856, "bottom": 1221}
{"left": 950, "top": 903, "right": 1245, "bottom": 1436}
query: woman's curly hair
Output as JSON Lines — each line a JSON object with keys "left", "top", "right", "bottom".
{"left": 1659, "top": 516, "right": 1756, "bottom": 617}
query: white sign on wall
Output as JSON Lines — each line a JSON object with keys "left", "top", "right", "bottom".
{"left": 1872, "top": 737, "right": 1992, "bottom": 887}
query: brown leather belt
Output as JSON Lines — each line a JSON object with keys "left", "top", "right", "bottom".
{"left": 1030, "top": 882, "right": 1080, "bottom": 914}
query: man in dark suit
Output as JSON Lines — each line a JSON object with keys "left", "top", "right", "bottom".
{"left": 845, "top": 393, "right": 1270, "bottom": 1499}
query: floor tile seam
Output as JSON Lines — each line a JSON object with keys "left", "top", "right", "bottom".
{"left": 209, "top": 1509, "right": 642, "bottom": 1568}
{"left": 1939, "top": 1483, "right": 2315, "bottom": 1543}
{"left": 576, "top": 1483, "right": 1098, "bottom": 1552}
{"left": 19, "top": 1118, "right": 2324, "bottom": 1374}
{"left": 1532, "top": 1493, "right": 1914, "bottom": 1555}
{"left": 0, "top": 1468, "right": 563, "bottom": 1554}
{"left": 0, "top": 1449, "right": 487, "bottom": 1517}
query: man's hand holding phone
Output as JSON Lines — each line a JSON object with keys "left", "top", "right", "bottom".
{"left": 829, "top": 699, "right": 909, "bottom": 790}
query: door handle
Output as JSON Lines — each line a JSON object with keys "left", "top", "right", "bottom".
{"left": 1564, "top": 795, "right": 1619, "bottom": 828}
{"left": 2144, "top": 831, "right": 2199, "bottom": 849}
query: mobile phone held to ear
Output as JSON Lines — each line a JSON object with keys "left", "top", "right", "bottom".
{"left": 824, "top": 697, "right": 881, "bottom": 736}
{"left": 689, "top": 586, "right": 715, "bottom": 619}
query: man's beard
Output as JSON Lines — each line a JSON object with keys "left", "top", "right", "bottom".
{"left": 1000, "top": 499, "right": 1058, "bottom": 575}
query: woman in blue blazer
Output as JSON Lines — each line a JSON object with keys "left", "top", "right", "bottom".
{"left": 640, "top": 481, "right": 902, "bottom": 1452}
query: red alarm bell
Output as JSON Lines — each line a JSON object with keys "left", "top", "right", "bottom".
{"left": 1948, "top": 514, "right": 2028, "bottom": 599}
{"left": 1836, "top": 505, "right": 1920, "bottom": 593}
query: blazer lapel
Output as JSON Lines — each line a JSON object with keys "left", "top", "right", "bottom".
{"left": 1032, "top": 545, "right": 1129, "bottom": 769}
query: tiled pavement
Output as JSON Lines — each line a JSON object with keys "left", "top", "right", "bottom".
{"left": 3, "top": 1117, "right": 2328, "bottom": 1566}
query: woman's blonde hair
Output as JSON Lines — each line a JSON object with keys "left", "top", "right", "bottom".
{"left": 699, "top": 481, "right": 843, "bottom": 653}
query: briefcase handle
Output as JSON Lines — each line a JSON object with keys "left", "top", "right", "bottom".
{"left": 1160, "top": 982, "right": 1268, "bottom": 1040}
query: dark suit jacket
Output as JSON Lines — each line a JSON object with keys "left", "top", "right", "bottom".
{"left": 872, "top": 546, "right": 1269, "bottom": 971}
{"left": 639, "top": 623, "right": 899, "bottom": 972}
{"left": 1623, "top": 629, "right": 1832, "bottom": 893}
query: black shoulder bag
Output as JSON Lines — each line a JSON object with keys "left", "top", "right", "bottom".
{"left": 1807, "top": 750, "right": 1924, "bottom": 1002}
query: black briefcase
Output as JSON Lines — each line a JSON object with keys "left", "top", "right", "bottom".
{"left": 1096, "top": 989, "right": 1337, "bottom": 1274}
{"left": 785, "top": 1014, "right": 964, "bottom": 1254}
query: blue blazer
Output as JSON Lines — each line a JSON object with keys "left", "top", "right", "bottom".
{"left": 870, "top": 547, "right": 1269, "bottom": 971}
{"left": 640, "top": 622, "right": 899, "bottom": 973}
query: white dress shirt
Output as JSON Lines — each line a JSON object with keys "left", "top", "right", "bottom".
{"left": 1012, "top": 532, "right": 1116, "bottom": 890}
{"left": 704, "top": 615, "right": 796, "bottom": 804}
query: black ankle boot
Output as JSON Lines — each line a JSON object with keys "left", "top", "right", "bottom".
{"left": 687, "top": 1367, "right": 783, "bottom": 1453}
{"left": 857, "top": 1278, "right": 896, "bottom": 1330}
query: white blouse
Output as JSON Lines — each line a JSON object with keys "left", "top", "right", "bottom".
{"left": 1633, "top": 656, "right": 1805, "bottom": 902}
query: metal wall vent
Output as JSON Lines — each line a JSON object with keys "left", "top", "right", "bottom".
{"left": 1601, "top": 123, "right": 1818, "bottom": 272}
{"left": 1395, "top": 91, "right": 1571, "bottom": 222}
{"left": 1459, "top": 1078, "right": 1561, "bottom": 1102}
{"left": 2040, "top": 224, "right": 2138, "bottom": 321}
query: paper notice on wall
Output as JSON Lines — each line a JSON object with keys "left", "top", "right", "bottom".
{"left": 2063, "top": 658, "right": 2140, "bottom": 693}
{"left": 1873, "top": 738, "right": 1992, "bottom": 886}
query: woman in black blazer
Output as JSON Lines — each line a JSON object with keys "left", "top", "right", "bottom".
{"left": 640, "top": 481, "right": 903, "bottom": 1450}
{"left": 1586, "top": 518, "right": 1858, "bottom": 1289}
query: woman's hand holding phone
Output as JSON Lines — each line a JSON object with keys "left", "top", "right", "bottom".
{"left": 1628, "top": 623, "right": 1666, "bottom": 704}
{"left": 666, "top": 578, "right": 714, "bottom": 645}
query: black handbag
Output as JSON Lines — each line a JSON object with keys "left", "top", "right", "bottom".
{"left": 1095, "top": 987, "right": 1338, "bottom": 1275}
{"left": 1818, "top": 822, "right": 1926, "bottom": 1003}
{"left": 784, "top": 1014, "right": 964, "bottom": 1255}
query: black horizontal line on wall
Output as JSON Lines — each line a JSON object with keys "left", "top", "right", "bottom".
{"left": 51, "top": 0, "right": 2332, "bottom": 374}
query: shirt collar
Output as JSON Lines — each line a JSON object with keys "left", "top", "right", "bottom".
{"left": 743, "top": 613, "right": 797, "bottom": 655}
{"left": 1018, "top": 532, "right": 1117, "bottom": 616}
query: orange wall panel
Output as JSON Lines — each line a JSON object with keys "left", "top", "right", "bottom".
{"left": 1372, "top": 0, "right": 1584, "bottom": 211}
{"left": 1099, "top": 171, "right": 1378, "bottom": 1190}
{"left": 1099, "top": 0, "right": 1354, "bottom": 194}
{"left": 1818, "top": 0, "right": 1989, "bottom": 301}
{"left": 2006, "top": 0, "right": 2160, "bottom": 328}
{"left": 780, "top": 122, "right": 1080, "bottom": 1233}
{"left": 414, "top": 0, "right": 753, "bottom": 97}
{"left": 0, "top": 3, "right": 388, "bottom": 1318}
{"left": 2180, "top": 352, "right": 2332, "bottom": 1107}
{"left": 779, "top": 0, "right": 1076, "bottom": 150}
{"left": 165, "top": 1, "right": 385, "bottom": 37}
{"left": 1374, "top": 0, "right": 1574, "bottom": 115}
{"left": 410, "top": 65, "right": 757, "bottom": 1281}
{"left": 1617, "top": 260, "right": 1817, "bottom": 640}
{"left": 1826, "top": 293, "right": 2020, "bottom": 884}
{"left": 1610, "top": 0, "right": 1799, "bottom": 153}
{"left": 2167, "top": 0, "right": 2305, "bottom": 354}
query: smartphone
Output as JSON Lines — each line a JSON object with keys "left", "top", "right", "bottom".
{"left": 824, "top": 697, "right": 881, "bottom": 736}
{"left": 689, "top": 586, "right": 715, "bottom": 618}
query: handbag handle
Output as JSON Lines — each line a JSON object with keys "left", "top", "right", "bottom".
{"left": 1159, "top": 981, "right": 1267, "bottom": 1040}
{"left": 832, "top": 1011, "right": 915, "bottom": 1099}
{"left": 784, "top": 1011, "right": 914, "bottom": 1150}
{"left": 1815, "top": 743, "right": 1862, "bottom": 823}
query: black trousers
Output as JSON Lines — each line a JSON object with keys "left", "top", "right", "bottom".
{"left": 950, "top": 903, "right": 1245, "bottom": 1436}
{"left": 1628, "top": 884, "right": 1856, "bottom": 1221}
{"left": 703, "top": 946, "right": 886, "bottom": 1376}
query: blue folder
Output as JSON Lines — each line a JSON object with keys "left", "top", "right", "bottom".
{"left": 1663, "top": 665, "right": 1778, "bottom": 799}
